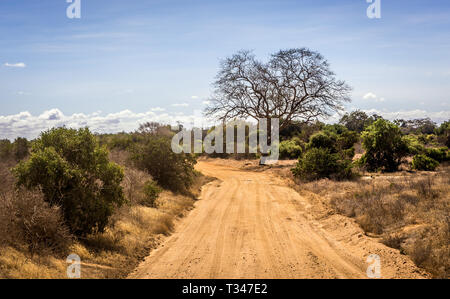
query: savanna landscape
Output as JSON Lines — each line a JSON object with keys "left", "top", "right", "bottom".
{"left": 0, "top": 0, "right": 449, "bottom": 283}
{"left": 0, "top": 115, "right": 449, "bottom": 279}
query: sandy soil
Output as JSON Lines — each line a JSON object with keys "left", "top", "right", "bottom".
{"left": 129, "top": 159, "right": 427, "bottom": 279}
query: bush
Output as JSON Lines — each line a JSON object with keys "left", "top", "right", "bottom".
{"left": 403, "top": 135, "right": 425, "bottom": 155}
{"left": 339, "top": 110, "right": 377, "bottom": 133}
{"left": 13, "top": 127, "right": 125, "bottom": 236}
{"left": 131, "top": 136, "right": 197, "bottom": 193}
{"left": 360, "top": 119, "right": 409, "bottom": 172}
{"left": 0, "top": 189, "right": 72, "bottom": 255}
{"left": 425, "top": 147, "right": 448, "bottom": 163}
{"left": 435, "top": 121, "right": 450, "bottom": 147}
{"left": 292, "top": 147, "right": 353, "bottom": 181}
{"left": 12, "top": 137, "right": 29, "bottom": 161}
{"left": 142, "top": 180, "right": 162, "bottom": 207}
{"left": 0, "top": 139, "right": 12, "bottom": 160}
{"left": 307, "top": 132, "right": 336, "bottom": 152}
{"left": 411, "top": 154, "right": 439, "bottom": 171}
{"left": 279, "top": 140, "right": 303, "bottom": 159}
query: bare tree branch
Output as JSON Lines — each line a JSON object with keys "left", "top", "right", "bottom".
{"left": 205, "top": 48, "right": 352, "bottom": 131}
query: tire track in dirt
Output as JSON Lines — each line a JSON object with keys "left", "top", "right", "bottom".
{"left": 129, "top": 160, "right": 427, "bottom": 279}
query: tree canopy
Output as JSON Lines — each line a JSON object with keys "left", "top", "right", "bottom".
{"left": 205, "top": 48, "right": 352, "bottom": 130}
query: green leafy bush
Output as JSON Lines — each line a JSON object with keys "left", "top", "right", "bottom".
{"left": 293, "top": 125, "right": 357, "bottom": 181}
{"left": 412, "top": 154, "right": 439, "bottom": 171}
{"left": 403, "top": 135, "right": 425, "bottom": 155}
{"left": 142, "top": 180, "right": 162, "bottom": 207}
{"left": 360, "top": 119, "right": 409, "bottom": 172}
{"left": 279, "top": 140, "right": 303, "bottom": 159}
{"left": 339, "top": 110, "right": 378, "bottom": 133}
{"left": 131, "top": 136, "right": 197, "bottom": 193}
{"left": 292, "top": 147, "right": 353, "bottom": 181}
{"left": 425, "top": 147, "right": 448, "bottom": 163}
{"left": 13, "top": 127, "right": 125, "bottom": 236}
{"left": 307, "top": 131, "right": 336, "bottom": 152}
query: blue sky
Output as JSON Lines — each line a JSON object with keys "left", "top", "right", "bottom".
{"left": 1, "top": 0, "right": 450, "bottom": 138}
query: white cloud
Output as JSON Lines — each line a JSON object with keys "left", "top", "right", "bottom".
{"left": 363, "top": 92, "right": 386, "bottom": 103}
{"left": 0, "top": 108, "right": 211, "bottom": 140}
{"left": 171, "top": 103, "right": 189, "bottom": 107}
{"left": 190, "top": 96, "right": 199, "bottom": 99}
{"left": 202, "top": 100, "right": 211, "bottom": 105}
{"left": 4, "top": 62, "right": 26, "bottom": 68}
{"left": 150, "top": 107, "right": 165, "bottom": 112}
{"left": 363, "top": 92, "right": 377, "bottom": 100}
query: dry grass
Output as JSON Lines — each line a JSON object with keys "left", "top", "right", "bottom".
{"left": 296, "top": 166, "right": 449, "bottom": 278}
{"left": 0, "top": 151, "right": 208, "bottom": 279}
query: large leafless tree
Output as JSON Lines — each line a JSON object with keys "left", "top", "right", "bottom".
{"left": 205, "top": 48, "right": 352, "bottom": 131}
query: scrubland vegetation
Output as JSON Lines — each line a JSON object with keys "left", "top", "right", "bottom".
{"left": 0, "top": 108, "right": 448, "bottom": 278}
{"left": 281, "top": 112, "right": 449, "bottom": 278}
{"left": 0, "top": 124, "right": 207, "bottom": 278}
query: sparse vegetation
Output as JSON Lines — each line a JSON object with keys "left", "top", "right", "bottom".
{"left": 298, "top": 169, "right": 449, "bottom": 278}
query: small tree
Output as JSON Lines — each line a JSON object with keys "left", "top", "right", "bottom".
{"left": 360, "top": 119, "right": 409, "bottom": 172}
{"left": 206, "top": 48, "right": 351, "bottom": 147}
{"left": 339, "top": 110, "right": 377, "bottom": 133}
{"left": 0, "top": 139, "right": 12, "bottom": 160}
{"left": 13, "top": 137, "right": 29, "bottom": 161}
{"left": 142, "top": 180, "right": 163, "bottom": 208}
{"left": 14, "top": 127, "right": 125, "bottom": 236}
{"left": 131, "top": 136, "right": 197, "bottom": 193}
{"left": 435, "top": 121, "right": 450, "bottom": 147}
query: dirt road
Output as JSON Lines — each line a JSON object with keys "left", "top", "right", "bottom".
{"left": 130, "top": 160, "right": 426, "bottom": 279}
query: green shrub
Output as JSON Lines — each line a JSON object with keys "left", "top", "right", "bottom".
{"left": 279, "top": 140, "right": 303, "bottom": 159}
{"left": 307, "top": 132, "right": 336, "bottom": 152}
{"left": 360, "top": 119, "right": 409, "bottom": 172}
{"left": 292, "top": 147, "right": 353, "bottom": 181}
{"left": 142, "top": 180, "right": 162, "bottom": 207}
{"left": 0, "top": 139, "right": 12, "bottom": 160}
{"left": 131, "top": 136, "right": 197, "bottom": 193}
{"left": 12, "top": 137, "right": 29, "bottom": 161}
{"left": 425, "top": 147, "right": 448, "bottom": 162}
{"left": 13, "top": 127, "right": 125, "bottom": 236}
{"left": 291, "top": 136, "right": 305, "bottom": 148}
{"left": 336, "top": 130, "right": 359, "bottom": 152}
{"left": 412, "top": 154, "right": 439, "bottom": 171}
{"left": 339, "top": 110, "right": 377, "bottom": 133}
{"left": 403, "top": 135, "right": 425, "bottom": 155}
{"left": 435, "top": 121, "right": 450, "bottom": 147}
